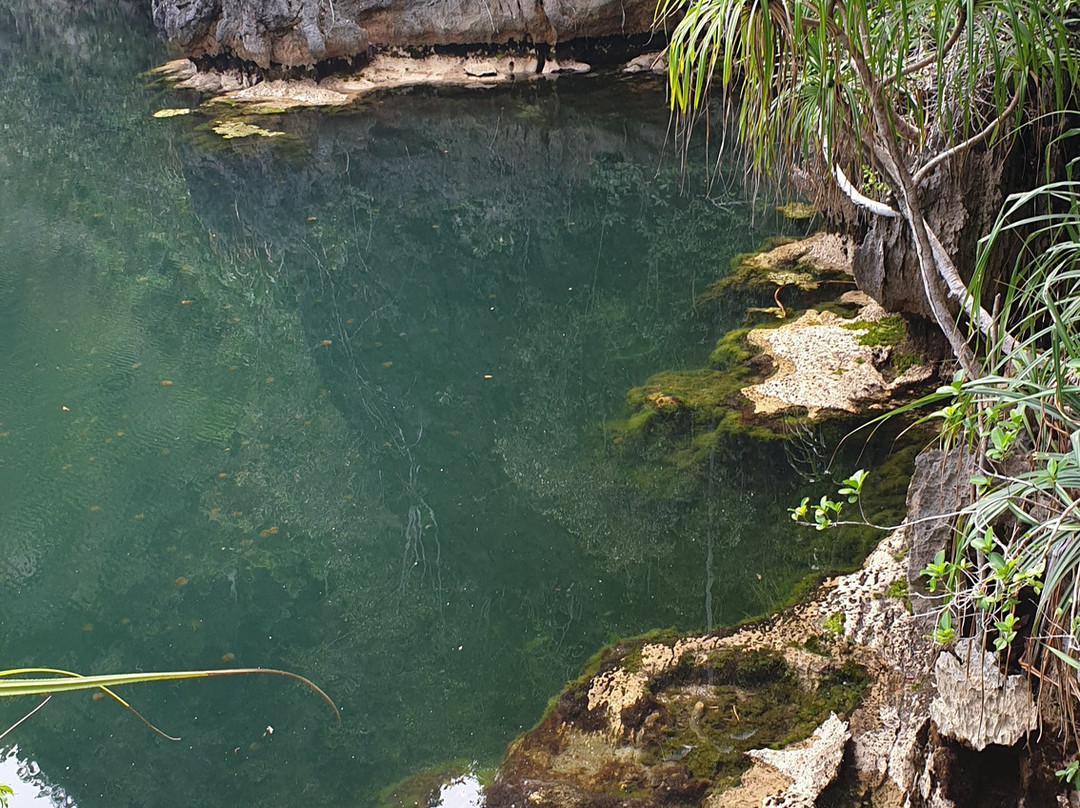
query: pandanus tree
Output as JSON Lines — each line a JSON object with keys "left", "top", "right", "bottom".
{"left": 655, "top": 0, "right": 1080, "bottom": 737}
{"left": 656, "top": 0, "right": 1077, "bottom": 375}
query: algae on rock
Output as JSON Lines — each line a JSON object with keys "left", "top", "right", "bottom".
{"left": 486, "top": 628, "right": 870, "bottom": 807}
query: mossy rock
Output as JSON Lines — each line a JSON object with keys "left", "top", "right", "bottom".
{"left": 776, "top": 201, "right": 818, "bottom": 220}
{"left": 495, "top": 638, "right": 870, "bottom": 807}
{"left": 841, "top": 314, "right": 906, "bottom": 347}
{"left": 839, "top": 314, "right": 928, "bottom": 378}
{"left": 611, "top": 328, "right": 777, "bottom": 443}
{"left": 696, "top": 237, "right": 855, "bottom": 317}
{"left": 642, "top": 649, "right": 869, "bottom": 784}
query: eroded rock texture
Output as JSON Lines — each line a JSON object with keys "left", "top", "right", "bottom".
{"left": 151, "top": 0, "right": 658, "bottom": 67}
{"left": 849, "top": 138, "right": 1043, "bottom": 327}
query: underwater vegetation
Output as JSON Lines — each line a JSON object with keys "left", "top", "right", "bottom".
{"left": 487, "top": 632, "right": 870, "bottom": 807}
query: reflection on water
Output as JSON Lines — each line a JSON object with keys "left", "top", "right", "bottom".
{"left": 0, "top": 746, "right": 76, "bottom": 807}
{"left": 433, "top": 773, "right": 484, "bottom": 808}
{"left": 0, "top": 3, "right": 899, "bottom": 807}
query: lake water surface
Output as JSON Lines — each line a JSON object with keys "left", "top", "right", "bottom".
{"left": 0, "top": 5, "right": 902, "bottom": 806}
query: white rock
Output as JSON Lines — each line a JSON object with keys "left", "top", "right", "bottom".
{"left": 930, "top": 639, "right": 1038, "bottom": 750}
{"left": 463, "top": 61, "right": 498, "bottom": 77}
{"left": 746, "top": 713, "right": 851, "bottom": 807}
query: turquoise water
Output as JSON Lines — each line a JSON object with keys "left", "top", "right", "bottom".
{"left": 0, "top": 4, "right": 898, "bottom": 807}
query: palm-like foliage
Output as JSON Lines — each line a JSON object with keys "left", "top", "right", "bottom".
{"left": 657, "top": 0, "right": 1077, "bottom": 372}
{"left": 918, "top": 148, "right": 1080, "bottom": 729}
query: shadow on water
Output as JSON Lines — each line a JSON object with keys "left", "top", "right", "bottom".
{"left": 0, "top": 5, "right": 915, "bottom": 806}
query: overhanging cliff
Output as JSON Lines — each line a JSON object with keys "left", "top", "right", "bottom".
{"left": 151, "top": 0, "right": 660, "bottom": 68}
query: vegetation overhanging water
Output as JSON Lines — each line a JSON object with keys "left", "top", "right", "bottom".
{"left": 0, "top": 4, "right": 912, "bottom": 806}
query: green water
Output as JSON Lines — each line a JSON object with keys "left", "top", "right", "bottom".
{"left": 0, "top": 4, "right": 899, "bottom": 807}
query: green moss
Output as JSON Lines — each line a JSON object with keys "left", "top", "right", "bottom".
{"left": 536, "top": 628, "right": 682, "bottom": 723}
{"left": 885, "top": 578, "right": 908, "bottom": 599}
{"left": 697, "top": 236, "right": 853, "bottom": 314}
{"left": 776, "top": 201, "right": 818, "bottom": 220}
{"left": 814, "top": 299, "right": 863, "bottom": 319}
{"left": 841, "top": 314, "right": 907, "bottom": 347}
{"left": 765, "top": 571, "right": 828, "bottom": 616}
{"left": 783, "top": 661, "right": 869, "bottom": 745}
{"left": 884, "top": 578, "right": 913, "bottom": 613}
{"left": 620, "top": 629, "right": 682, "bottom": 673}
{"left": 640, "top": 648, "right": 869, "bottom": 788}
{"left": 708, "top": 328, "right": 756, "bottom": 371}
{"left": 609, "top": 326, "right": 784, "bottom": 458}
{"left": 891, "top": 349, "right": 923, "bottom": 374}
{"left": 822, "top": 611, "right": 845, "bottom": 635}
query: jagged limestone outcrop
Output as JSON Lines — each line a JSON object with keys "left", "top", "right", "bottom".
{"left": 480, "top": 443, "right": 1077, "bottom": 807}
{"left": 930, "top": 640, "right": 1039, "bottom": 752}
{"left": 151, "top": 0, "right": 659, "bottom": 68}
{"left": 739, "top": 713, "right": 850, "bottom": 808}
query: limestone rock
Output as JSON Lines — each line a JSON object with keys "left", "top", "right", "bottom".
{"left": 151, "top": 0, "right": 658, "bottom": 68}
{"left": 930, "top": 639, "right": 1038, "bottom": 751}
{"left": 462, "top": 60, "right": 498, "bottom": 77}
{"left": 623, "top": 50, "right": 666, "bottom": 73}
{"left": 152, "top": 0, "right": 372, "bottom": 67}
{"left": 741, "top": 307, "right": 891, "bottom": 417}
{"left": 744, "top": 713, "right": 851, "bottom": 807}
{"left": 905, "top": 447, "right": 974, "bottom": 595}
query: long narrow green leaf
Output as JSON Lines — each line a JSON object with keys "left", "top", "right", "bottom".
{"left": 0, "top": 668, "right": 341, "bottom": 723}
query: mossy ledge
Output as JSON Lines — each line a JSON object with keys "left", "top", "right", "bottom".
{"left": 609, "top": 234, "right": 935, "bottom": 465}
{"left": 484, "top": 532, "right": 919, "bottom": 808}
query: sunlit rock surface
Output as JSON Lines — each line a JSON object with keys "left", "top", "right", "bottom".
{"left": 738, "top": 713, "right": 850, "bottom": 808}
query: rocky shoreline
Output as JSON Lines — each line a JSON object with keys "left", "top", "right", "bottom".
{"left": 482, "top": 450, "right": 1069, "bottom": 807}
{"left": 481, "top": 236, "right": 1073, "bottom": 806}
{"left": 151, "top": 46, "right": 666, "bottom": 112}
{"left": 151, "top": 0, "right": 662, "bottom": 69}
{"left": 366, "top": 234, "right": 1077, "bottom": 807}
{"left": 140, "top": 4, "right": 1074, "bottom": 789}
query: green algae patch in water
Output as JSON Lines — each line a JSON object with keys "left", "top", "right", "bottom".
{"left": 608, "top": 326, "right": 783, "bottom": 468}
{"left": 211, "top": 119, "right": 288, "bottom": 139}
{"left": 776, "top": 201, "right": 819, "bottom": 220}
